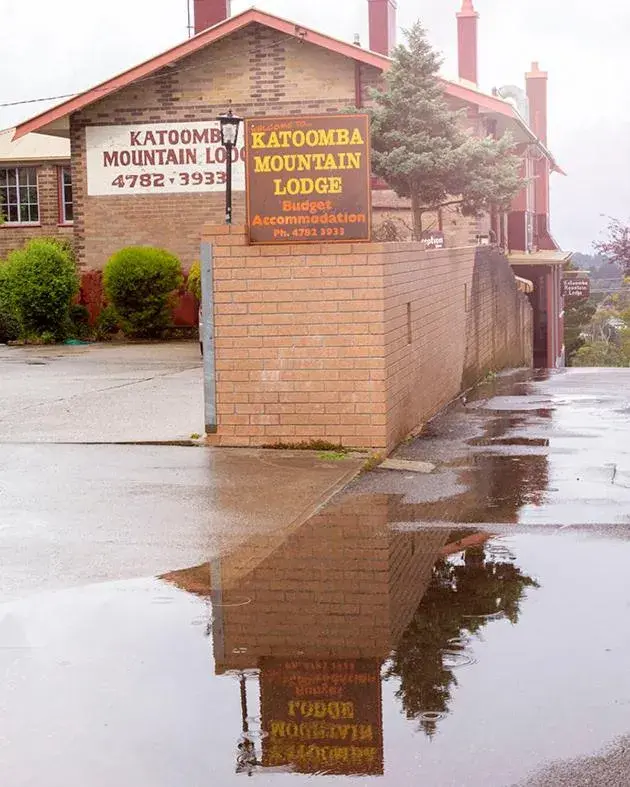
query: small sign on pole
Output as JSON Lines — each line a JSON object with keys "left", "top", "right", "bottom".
{"left": 561, "top": 277, "right": 590, "bottom": 301}
{"left": 244, "top": 114, "right": 372, "bottom": 244}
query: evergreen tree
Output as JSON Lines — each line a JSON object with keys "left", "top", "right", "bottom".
{"left": 369, "top": 22, "right": 523, "bottom": 240}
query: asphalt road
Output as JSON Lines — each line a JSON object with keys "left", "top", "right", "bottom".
{"left": 1, "top": 357, "right": 630, "bottom": 786}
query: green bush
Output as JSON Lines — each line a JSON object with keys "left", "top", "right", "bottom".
{"left": 40, "top": 236, "right": 77, "bottom": 265}
{"left": 68, "top": 303, "right": 91, "bottom": 340}
{"left": 103, "top": 246, "right": 183, "bottom": 338}
{"left": 0, "top": 309, "right": 20, "bottom": 343}
{"left": 95, "top": 304, "right": 120, "bottom": 340}
{"left": 187, "top": 261, "right": 201, "bottom": 301}
{"left": 0, "top": 264, "right": 20, "bottom": 343}
{"left": 4, "top": 239, "right": 79, "bottom": 339}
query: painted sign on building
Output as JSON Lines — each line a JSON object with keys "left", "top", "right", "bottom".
{"left": 244, "top": 114, "right": 372, "bottom": 244}
{"left": 561, "top": 277, "right": 590, "bottom": 300}
{"left": 260, "top": 658, "right": 384, "bottom": 776}
{"left": 85, "top": 122, "right": 245, "bottom": 195}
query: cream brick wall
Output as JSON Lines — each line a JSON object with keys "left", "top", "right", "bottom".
{"left": 203, "top": 225, "right": 533, "bottom": 452}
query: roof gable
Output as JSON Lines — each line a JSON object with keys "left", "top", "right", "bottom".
{"left": 13, "top": 8, "right": 390, "bottom": 140}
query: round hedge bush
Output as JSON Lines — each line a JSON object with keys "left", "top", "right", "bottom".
{"left": 103, "top": 246, "right": 183, "bottom": 338}
{"left": 4, "top": 239, "right": 79, "bottom": 338}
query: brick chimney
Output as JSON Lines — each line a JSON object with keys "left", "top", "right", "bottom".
{"left": 194, "top": 0, "right": 231, "bottom": 35}
{"left": 526, "top": 61, "right": 548, "bottom": 144}
{"left": 526, "top": 62, "right": 551, "bottom": 241}
{"left": 368, "top": 0, "right": 397, "bottom": 56}
{"left": 457, "top": 0, "right": 479, "bottom": 85}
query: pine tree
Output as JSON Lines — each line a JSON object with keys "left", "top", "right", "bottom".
{"left": 369, "top": 22, "right": 523, "bottom": 240}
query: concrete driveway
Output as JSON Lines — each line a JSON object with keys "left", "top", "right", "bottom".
{"left": 0, "top": 342, "right": 205, "bottom": 442}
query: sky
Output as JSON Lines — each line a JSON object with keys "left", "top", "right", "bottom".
{"left": 1, "top": 0, "right": 629, "bottom": 253}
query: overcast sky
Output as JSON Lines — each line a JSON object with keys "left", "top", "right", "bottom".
{"left": 1, "top": 0, "right": 628, "bottom": 252}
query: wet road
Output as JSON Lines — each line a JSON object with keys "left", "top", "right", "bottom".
{"left": 2, "top": 368, "right": 630, "bottom": 786}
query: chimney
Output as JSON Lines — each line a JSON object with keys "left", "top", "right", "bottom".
{"left": 457, "top": 0, "right": 479, "bottom": 85}
{"left": 194, "top": 0, "right": 231, "bottom": 35}
{"left": 368, "top": 0, "right": 397, "bottom": 56}
{"left": 526, "top": 61, "right": 548, "bottom": 144}
{"left": 526, "top": 62, "right": 550, "bottom": 233}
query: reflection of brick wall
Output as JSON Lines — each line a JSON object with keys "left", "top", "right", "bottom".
{"left": 214, "top": 495, "right": 449, "bottom": 672}
{"left": 0, "top": 163, "right": 73, "bottom": 259}
{"left": 206, "top": 225, "right": 532, "bottom": 450}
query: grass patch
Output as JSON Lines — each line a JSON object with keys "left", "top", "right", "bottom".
{"left": 317, "top": 450, "right": 348, "bottom": 462}
{"left": 362, "top": 452, "right": 385, "bottom": 472}
{"left": 262, "top": 439, "right": 348, "bottom": 453}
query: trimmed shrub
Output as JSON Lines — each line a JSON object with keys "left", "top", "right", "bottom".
{"left": 68, "top": 303, "right": 91, "bottom": 340}
{"left": 103, "top": 247, "right": 183, "bottom": 338}
{"left": 4, "top": 239, "right": 79, "bottom": 339}
{"left": 187, "top": 261, "right": 201, "bottom": 301}
{"left": 95, "top": 304, "right": 120, "bottom": 340}
{"left": 0, "top": 264, "right": 20, "bottom": 343}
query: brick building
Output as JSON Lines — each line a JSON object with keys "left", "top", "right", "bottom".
{"left": 13, "top": 1, "right": 550, "bottom": 269}
{"left": 12, "top": 0, "right": 568, "bottom": 369}
{"left": 0, "top": 128, "right": 72, "bottom": 259}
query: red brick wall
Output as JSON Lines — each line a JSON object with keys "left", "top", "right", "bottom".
{"left": 204, "top": 225, "right": 533, "bottom": 452}
{"left": 0, "top": 162, "right": 73, "bottom": 260}
{"left": 69, "top": 24, "right": 381, "bottom": 272}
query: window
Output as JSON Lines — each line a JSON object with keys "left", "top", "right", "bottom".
{"left": 0, "top": 167, "right": 39, "bottom": 224}
{"left": 59, "top": 166, "right": 73, "bottom": 223}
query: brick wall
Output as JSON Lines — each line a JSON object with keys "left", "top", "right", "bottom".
{"left": 69, "top": 24, "right": 381, "bottom": 271}
{"left": 463, "top": 247, "right": 533, "bottom": 388}
{"left": 0, "top": 162, "right": 73, "bottom": 260}
{"left": 204, "top": 225, "right": 533, "bottom": 452}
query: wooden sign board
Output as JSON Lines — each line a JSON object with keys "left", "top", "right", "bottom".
{"left": 561, "top": 278, "right": 590, "bottom": 300}
{"left": 260, "top": 658, "right": 384, "bottom": 775}
{"left": 245, "top": 114, "right": 372, "bottom": 244}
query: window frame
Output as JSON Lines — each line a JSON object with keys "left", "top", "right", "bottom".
{"left": 58, "top": 165, "right": 73, "bottom": 225}
{"left": 0, "top": 165, "right": 40, "bottom": 226}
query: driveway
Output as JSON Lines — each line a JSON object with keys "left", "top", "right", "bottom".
{"left": 0, "top": 342, "right": 204, "bottom": 442}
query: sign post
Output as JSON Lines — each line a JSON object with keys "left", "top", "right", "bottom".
{"left": 200, "top": 241, "right": 217, "bottom": 434}
{"left": 244, "top": 114, "right": 372, "bottom": 244}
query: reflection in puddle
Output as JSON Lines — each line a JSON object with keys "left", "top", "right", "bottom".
{"left": 163, "top": 496, "right": 540, "bottom": 770}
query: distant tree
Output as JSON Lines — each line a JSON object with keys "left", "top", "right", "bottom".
{"left": 564, "top": 298, "right": 597, "bottom": 364}
{"left": 572, "top": 340, "right": 626, "bottom": 367}
{"left": 594, "top": 217, "right": 630, "bottom": 274}
{"left": 369, "top": 22, "right": 523, "bottom": 240}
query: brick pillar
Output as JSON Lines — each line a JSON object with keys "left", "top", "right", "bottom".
{"left": 368, "top": 0, "right": 397, "bottom": 56}
{"left": 457, "top": 0, "right": 479, "bottom": 85}
{"left": 194, "top": 0, "right": 230, "bottom": 34}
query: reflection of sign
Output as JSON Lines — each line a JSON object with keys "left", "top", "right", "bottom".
{"left": 260, "top": 658, "right": 383, "bottom": 776}
{"left": 561, "top": 277, "right": 590, "bottom": 300}
{"left": 85, "top": 122, "right": 245, "bottom": 195}
{"left": 422, "top": 230, "right": 445, "bottom": 249}
{"left": 245, "top": 114, "right": 372, "bottom": 244}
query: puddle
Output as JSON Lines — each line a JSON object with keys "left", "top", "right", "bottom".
{"left": 2, "top": 523, "right": 630, "bottom": 787}
{"left": 3, "top": 370, "right": 630, "bottom": 785}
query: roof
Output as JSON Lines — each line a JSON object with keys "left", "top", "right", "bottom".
{"left": 13, "top": 4, "right": 556, "bottom": 164}
{"left": 0, "top": 127, "right": 70, "bottom": 162}
{"left": 13, "top": 7, "right": 389, "bottom": 140}
{"left": 508, "top": 250, "right": 573, "bottom": 266}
